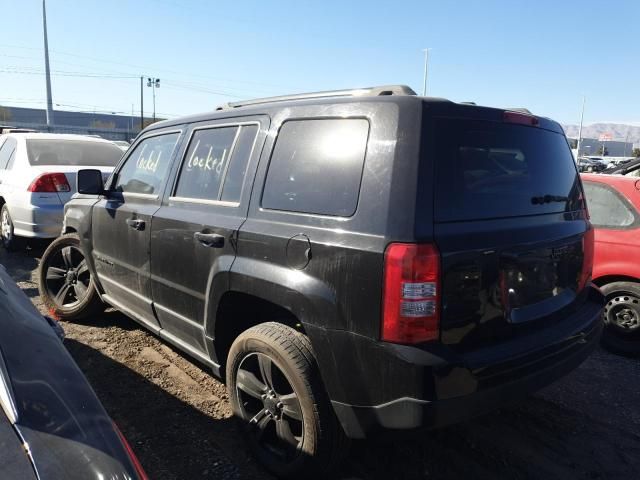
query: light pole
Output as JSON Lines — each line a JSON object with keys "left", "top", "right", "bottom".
{"left": 42, "top": 0, "right": 54, "bottom": 128}
{"left": 147, "top": 77, "right": 160, "bottom": 122}
{"left": 422, "top": 48, "right": 431, "bottom": 96}
{"left": 576, "top": 96, "right": 586, "bottom": 158}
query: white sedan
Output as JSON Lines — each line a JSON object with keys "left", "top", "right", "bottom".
{"left": 0, "top": 133, "right": 123, "bottom": 250}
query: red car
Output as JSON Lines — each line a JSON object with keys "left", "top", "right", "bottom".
{"left": 582, "top": 173, "right": 640, "bottom": 356}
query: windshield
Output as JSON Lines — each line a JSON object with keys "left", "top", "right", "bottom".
{"left": 26, "top": 139, "right": 122, "bottom": 167}
{"left": 434, "top": 119, "right": 583, "bottom": 222}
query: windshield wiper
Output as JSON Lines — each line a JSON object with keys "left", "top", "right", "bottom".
{"left": 531, "top": 194, "right": 569, "bottom": 205}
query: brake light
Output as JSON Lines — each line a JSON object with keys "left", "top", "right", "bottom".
{"left": 578, "top": 227, "right": 594, "bottom": 291}
{"left": 113, "top": 422, "right": 149, "bottom": 480}
{"left": 503, "top": 111, "right": 539, "bottom": 126}
{"left": 382, "top": 243, "right": 440, "bottom": 344}
{"left": 27, "top": 173, "right": 71, "bottom": 193}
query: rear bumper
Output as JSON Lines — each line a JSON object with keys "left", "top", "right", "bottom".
{"left": 322, "top": 285, "right": 604, "bottom": 439}
{"left": 11, "top": 203, "right": 63, "bottom": 238}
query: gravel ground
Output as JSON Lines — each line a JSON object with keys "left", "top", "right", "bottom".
{"left": 4, "top": 243, "right": 640, "bottom": 480}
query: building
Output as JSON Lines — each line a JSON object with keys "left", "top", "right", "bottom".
{"left": 570, "top": 137, "right": 635, "bottom": 157}
{"left": 0, "top": 105, "right": 159, "bottom": 141}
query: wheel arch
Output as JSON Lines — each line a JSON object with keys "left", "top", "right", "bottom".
{"left": 593, "top": 274, "right": 640, "bottom": 288}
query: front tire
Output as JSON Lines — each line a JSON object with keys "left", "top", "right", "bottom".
{"left": 226, "top": 322, "right": 347, "bottom": 479}
{"left": 600, "top": 281, "right": 640, "bottom": 357}
{"left": 1, "top": 205, "right": 22, "bottom": 251}
{"left": 38, "top": 233, "right": 104, "bottom": 320}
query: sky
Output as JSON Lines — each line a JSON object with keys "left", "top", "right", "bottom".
{"left": 0, "top": 0, "right": 638, "bottom": 125}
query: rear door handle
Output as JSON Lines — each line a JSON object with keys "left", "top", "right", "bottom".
{"left": 126, "top": 218, "right": 145, "bottom": 230}
{"left": 194, "top": 232, "right": 224, "bottom": 248}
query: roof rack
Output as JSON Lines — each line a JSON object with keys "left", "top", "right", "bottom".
{"left": 216, "top": 84, "right": 417, "bottom": 110}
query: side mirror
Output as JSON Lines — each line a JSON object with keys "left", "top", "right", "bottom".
{"left": 77, "top": 169, "right": 104, "bottom": 195}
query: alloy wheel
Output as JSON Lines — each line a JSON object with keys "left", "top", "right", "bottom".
{"left": 235, "top": 352, "right": 304, "bottom": 461}
{"left": 1, "top": 209, "right": 12, "bottom": 243}
{"left": 43, "top": 245, "right": 92, "bottom": 307}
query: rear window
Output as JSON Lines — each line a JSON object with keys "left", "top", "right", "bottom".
{"left": 26, "top": 139, "right": 123, "bottom": 167}
{"left": 434, "top": 119, "right": 582, "bottom": 222}
{"left": 582, "top": 181, "right": 639, "bottom": 228}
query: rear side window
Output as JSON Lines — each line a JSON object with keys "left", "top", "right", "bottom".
{"left": 115, "top": 133, "right": 179, "bottom": 195}
{"left": 434, "top": 119, "right": 582, "bottom": 222}
{"left": 220, "top": 125, "right": 259, "bottom": 203}
{"left": 582, "top": 181, "right": 638, "bottom": 228}
{"left": 262, "top": 119, "right": 369, "bottom": 216}
{"left": 174, "top": 126, "right": 239, "bottom": 201}
{"left": 0, "top": 138, "right": 17, "bottom": 169}
{"left": 26, "top": 139, "right": 122, "bottom": 166}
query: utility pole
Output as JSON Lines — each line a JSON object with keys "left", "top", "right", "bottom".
{"left": 576, "top": 96, "right": 586, "bottom": 159}
{"left": 422, "top": 48, "right": 431, "bottom": 96}
{"left": 147, "top": 77, "right": 160, "bottom": 122}
{"left": 42, "top": 0, "right": 54, "bottom": 128}
{"left": 140, "top": 76, "right": 144, "bottom": 131}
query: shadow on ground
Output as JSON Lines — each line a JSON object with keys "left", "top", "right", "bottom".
{"left": 64, "top": 339, "right": 266, "bottom": 480}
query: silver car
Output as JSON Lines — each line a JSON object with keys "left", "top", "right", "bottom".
{"left": 0, "top": 133, "right": 122, "bottom": 250}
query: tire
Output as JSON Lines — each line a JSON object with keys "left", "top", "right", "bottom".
{"left": 226, "top": 322, "right": 348, "bottom": 479}
{"left": 600, "top": 281, "right": 640, "bottom": 357}
{"left": 37, "top": 233, "right": 104, "bottom": 320}
{"left": 1, "top": 204, "right": 22, "bottom": 251}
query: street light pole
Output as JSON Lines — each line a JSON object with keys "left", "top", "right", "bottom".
{"left": 42, "top": 0, "right": 54, "bottom": 128}
{"left": 576, "top": 96, "right": 586, "bottom": 158}
{"left": 147, "top": 77, "right": 160, "bottom": 122}
{"left": 422, "top": 48, "right": 431, "bottom": 96}
{"left": 140, "top": 76, "right": 144, "bottom": 131}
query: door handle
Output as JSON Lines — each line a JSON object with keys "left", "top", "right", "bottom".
{"left": 126, "top": 218, "right": 145, "bottom": 231}
{"left": 194, "top": 232, "right": 224, "bottom": 248}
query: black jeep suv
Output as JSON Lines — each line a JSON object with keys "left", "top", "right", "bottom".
{"left": 38, "top": 85, "right": 604, "bottom": 478}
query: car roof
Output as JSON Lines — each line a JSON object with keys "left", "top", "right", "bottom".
{"left": 141, "top": 86, "right": 564, "bottom": 135}
{"left": 1, "top": 132, "right": 114, "bottom": 144}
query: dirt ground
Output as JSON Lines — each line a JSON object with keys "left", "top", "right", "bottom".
{"left": 4, "top": 243, "right": 640, "bottom": 480}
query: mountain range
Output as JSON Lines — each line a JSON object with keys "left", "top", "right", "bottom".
{"left": 561, "top": 123, "right": 640, "bottom": 147}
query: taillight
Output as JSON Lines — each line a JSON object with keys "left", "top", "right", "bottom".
{"left": 578, "top": 226, "right": 594, "bottom": 291}
{"left": 113, "top": 422, "right": 149, "bottom": 480}
{"left": 503, "top": 111, "right": 539, "bottom": 126}
{"left": 27, "top": 173, "right": 71, "bottom": 193}
{"left": 382, "top": 243, "right": 440, "bottom": 344}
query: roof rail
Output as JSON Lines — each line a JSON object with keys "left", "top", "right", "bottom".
{"left": 216, "top": 84, "right": 417, "bottom": 110}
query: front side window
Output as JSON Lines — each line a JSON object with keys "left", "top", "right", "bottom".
{"left": 262, "top": 118, "right": 369, "bottom": 216}
{"left": 114, "top": 133, "right": 179, "bottom": 195}
{"left": 582, "top": 181, "right": 638, "bottom": 228}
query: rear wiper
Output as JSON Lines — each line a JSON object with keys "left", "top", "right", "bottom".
{"left": 531, "top": 194, "right": 569, "bottom": 205}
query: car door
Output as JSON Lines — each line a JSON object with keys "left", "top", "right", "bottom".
{"left": 582, "top": 179, "right": 640, "bottom": 279}
{"left": 150, "top": 118, "right": 266, "bottom": 357}
{"left": 91, "top": 129, "right": 183, "bottom": 331}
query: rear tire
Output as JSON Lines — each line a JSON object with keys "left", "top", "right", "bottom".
{"left": 1, "top": 205, "right": 22, "bottom": 252}
{"left": 600, "top": 281, "right": 640, "bottom": 357}
{"left": 38, "top": 233, "right": 104, "bottom": 320}
{"left": 226, "top": 322, "right": 348, "bottom": 479}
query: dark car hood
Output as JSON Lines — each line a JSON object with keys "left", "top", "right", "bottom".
{"left": 0, "top": 265, "right": 139, "bottom": 480}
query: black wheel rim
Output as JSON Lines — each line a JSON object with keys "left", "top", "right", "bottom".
{"left": 235, "top": 352, "right": 304, "bottom": 461}
{"left": 43, "top": 245, "right": 91, "bottom": 308}
{"left": 604, "top": 293, "right": 640, "bottom": 334}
